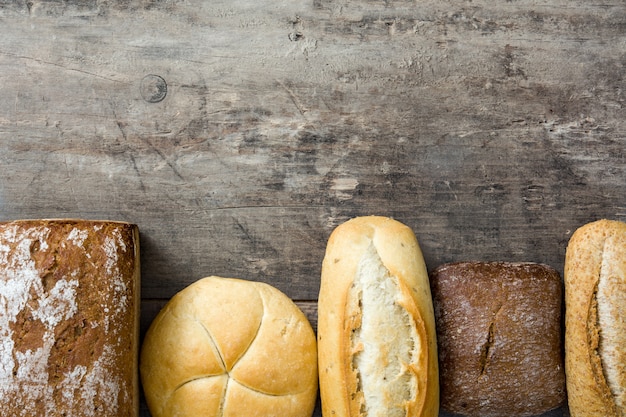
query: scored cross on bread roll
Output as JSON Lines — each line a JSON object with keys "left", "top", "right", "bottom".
{"left": 565, "top": 219, "right": 626, "bottom": 417}
{"left": 140, "top": 276, "right": 318, "bottom": 417}
{"left": 317, "top": 216, "right": 439, "bottom": 417}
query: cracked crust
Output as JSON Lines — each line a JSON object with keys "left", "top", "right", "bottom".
{"left": 317, "top": 216, "right": 439, "bottom": 417}
{"left": 430, "top": 261, "right": 565, "bottom": 417}
{"left": 564, "top": 219, "right": 626, "bottom": 417}
{"left": 140, "top": 276, "right": 318, "bottom": 417}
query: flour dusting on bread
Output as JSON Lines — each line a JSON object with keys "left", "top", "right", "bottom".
{"left": 350, "top": 243, "right": 419, "bottom": 417}
{"left": 0, "top": 220, "right": 139, "bottom": 417}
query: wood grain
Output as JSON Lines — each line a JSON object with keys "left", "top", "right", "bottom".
{"left": 1, "top": 0, "right": 624, "bottom": 415}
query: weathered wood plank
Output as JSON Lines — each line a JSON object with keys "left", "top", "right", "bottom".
{"left": 1, "top": 1, "right": 625, "bottom": 415}
{"left": 1, "top": 0, "right": 624, "bottom": 299}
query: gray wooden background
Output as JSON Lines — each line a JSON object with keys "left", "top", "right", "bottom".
{"left": 2, "top": 0, "right": 625, "bottom": 415}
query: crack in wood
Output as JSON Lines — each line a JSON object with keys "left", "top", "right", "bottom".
{"left": 0, "top": 51, "right": 123, "bottom": 84}
{"left": 276, "top": 80, "right": 309, "bottom": 119}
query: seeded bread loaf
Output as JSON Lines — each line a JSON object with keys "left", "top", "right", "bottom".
{"left": 564, "top": 219, "right": 626, "bottom": 417}
{"left": 140, "top": 276, "right": 318, "bottom": 417}
{"left": 0, "top": 219, "right": 140, "bottom": 417}
{"left": 317, "top": 216, "right": 439, "bottom": 417}
{"left": 430, "top": 261, "right": 565, "bottom": 417}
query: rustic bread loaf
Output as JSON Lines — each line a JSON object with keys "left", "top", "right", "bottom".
{"left": 0, "top": 219, "right": 140, "bottom": 417}
{"left": 140, "top": 276, "right": 318, "bottom": 417}
{"left": 430, "top": 261, "right": 565, "bottom": 417}
{"left": 564, "top": 219, "right": 626, "bottom": 417}
{"left": 317, "top": 216, "right": 439, "bottom": 417}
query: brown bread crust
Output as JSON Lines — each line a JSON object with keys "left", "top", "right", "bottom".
{"left": 430, "top": 261, "right": 565, "bottom": 417}
{"left": 0, "top": 219, "right": 140, "bottom": 417}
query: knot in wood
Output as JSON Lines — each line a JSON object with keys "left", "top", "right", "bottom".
{"left": 140, "top": 74, "right": 167, "bottom": 103}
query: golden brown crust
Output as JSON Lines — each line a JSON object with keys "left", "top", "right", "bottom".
{"left": 140, "top": 276, "right": 318, "bottom": 417}
{"left": 565, "top": 219, "right": 626, "bottom": 417}
{"left": 0, "top": 219, "right": 140, "bottom": 417}
{"left": 396, "top": 274, "right": 429, "bottom": 417}
{"left": 317, "top": 216, "right": 439, "bottom": 417}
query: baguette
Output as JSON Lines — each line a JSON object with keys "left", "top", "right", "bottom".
{"left": 564, "top": 219, "right": 626, "bottom": 417}
{"left": 317, "top": 216, "right": 438, "bottom": 417}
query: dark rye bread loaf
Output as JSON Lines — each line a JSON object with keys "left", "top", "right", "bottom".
{"left": 0, "top": 219, "right": 140, "bottom": 417}
{"left": 430, "top": 262, "right": 565, "bottom": 417}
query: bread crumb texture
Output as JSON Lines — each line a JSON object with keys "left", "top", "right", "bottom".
{"left": 140, "top": 276, "right": 318, "bottom": 417}
{"left": 348, "top": 243, "right": 420, "bottom": 417}
{"left": 0, "top": 220, "right": 138, "bottom": 417}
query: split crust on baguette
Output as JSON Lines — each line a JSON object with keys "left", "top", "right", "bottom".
{"left": 318, "top": 216, "right": 439, "bottom": 417}
{"left": 565, "top": 219, "right": 626, "bottom": 417}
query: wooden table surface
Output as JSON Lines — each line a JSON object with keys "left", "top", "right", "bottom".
{"left": 2, "top": 0, "right": 625, "bottom": 416}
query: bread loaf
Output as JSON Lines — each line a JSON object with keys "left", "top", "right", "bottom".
{"left": 430, "top": 261, "right": 565, "bottom": 417}
{"left": 317, "top": 216, "right": 439, "bottom": 417}
{"left": 564, "top": 219, "right": 626, "bottom": 417}
{"left": 140, "top": 276, "right": 318, "bottom": 417}
{"left": 0, "top": 219, "right": 140, "bottom": 417}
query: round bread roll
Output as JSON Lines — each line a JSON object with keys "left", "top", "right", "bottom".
{"left": 140, "top": 276, "right": 318, "bottom": 417}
